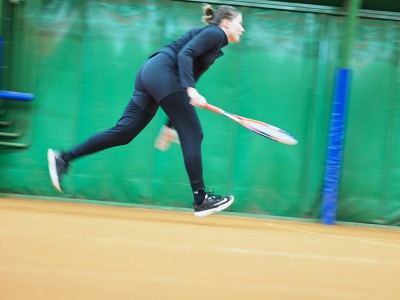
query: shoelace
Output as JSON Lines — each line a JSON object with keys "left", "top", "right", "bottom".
{"left": 192, "top": 190, "right": 223, "bottom": 207}
{"left": 206, "top": 191, "right": 223, "bottom": 203}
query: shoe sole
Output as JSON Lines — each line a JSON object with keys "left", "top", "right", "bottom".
{"left": 47, "top": 149, "right": 63, "bottom": 193}
{"left": 194, "top": 196, "right": 234, "bottom": 217}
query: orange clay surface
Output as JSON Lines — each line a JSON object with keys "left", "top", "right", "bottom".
{"left": 0, "top": 197, "right": 399, "bottom": 300}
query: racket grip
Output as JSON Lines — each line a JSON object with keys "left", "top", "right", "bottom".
{"left": 204, "top": 103, "right": 224, "bottom": 114}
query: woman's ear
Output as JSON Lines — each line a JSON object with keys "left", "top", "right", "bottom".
{"left": 221, "top": 19, "right": 230, "bottom": 29}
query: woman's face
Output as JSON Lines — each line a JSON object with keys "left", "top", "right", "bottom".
{"left": 224, "top": 14, "right": 244, "bottom": 43}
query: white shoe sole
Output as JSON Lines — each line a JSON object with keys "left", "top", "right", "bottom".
{"left": 194, "top": 196, "right": 234, "bottom": 217}
{"left": 47, "top": 149, "right": 63, "bottom": 193}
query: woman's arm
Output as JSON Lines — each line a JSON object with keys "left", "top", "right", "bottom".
{"left": 177, "top": 27, "right": 225, "bottom": 108}
{"left": 177, "top": 27, "right": 225, "bottom": 89}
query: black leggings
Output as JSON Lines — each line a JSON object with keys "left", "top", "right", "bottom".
{"left": 66, "top": 91, "right": 204, "bottom": 192}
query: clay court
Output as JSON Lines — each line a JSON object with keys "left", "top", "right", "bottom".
{"left": 0, "top": 197, "right": 399, "bottom": 300}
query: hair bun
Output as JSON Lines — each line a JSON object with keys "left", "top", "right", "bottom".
{"left": 201, "top": 4, "right": 214, "bottom": 24}
{"left": 201, "top": 4, "right": 240, "bottom": 26}
{"left": 204, "top": 6, "right": 213, "bottom": 16}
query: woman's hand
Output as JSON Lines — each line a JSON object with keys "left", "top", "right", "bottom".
{"left": 187, "top": 87, "right": 207, "bottom": 108}
{"left": 154, "top": 125, "right": 180, "bottom": 151}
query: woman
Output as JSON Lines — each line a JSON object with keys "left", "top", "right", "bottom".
{"left": 48, "top": 4, "right": 245, "bottom": 217}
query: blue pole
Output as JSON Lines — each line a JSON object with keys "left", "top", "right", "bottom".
{"left": 0, "top": 90, "right": 33, "bottom": 100}
{"left": 321, "top": 69, "right": 351, "bottom": 225}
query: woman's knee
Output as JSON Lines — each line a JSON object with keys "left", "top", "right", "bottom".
{"left": 117, "top": 134, "right": 134, "bottom": 145}
{"left": 111, "top": 118, "right": 138, "bottom": 145}
{"left": 183, "top": 150, "right": 202, "bottom": 168}
{"left": 115, "top": 126, "right": 138, "bottom": 145}
{"left": 187, "top": 128, "right": 203, "bottom": 142}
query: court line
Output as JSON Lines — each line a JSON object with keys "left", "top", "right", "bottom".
{"left": 217, "top": 247, "right": 396, "bottom": 265}
{"left": 265, "top": 222, "right": 400, "bottom": 249}
{"left": 1, "top": 229, "right": 398, "bottom": 267}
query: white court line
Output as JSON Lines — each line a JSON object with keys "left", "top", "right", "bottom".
{"left": 217, "top": 247, "right": 396, "bottom": 266}
{"left": 1, "top": 229, "right": 398, "bottom": 267}
{"left": 265, "top": 222, "right": 400, "bottom": 249}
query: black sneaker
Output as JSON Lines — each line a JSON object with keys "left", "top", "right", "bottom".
{"left": 47, "top": 148, "right": 69, "bottom": 193}
{"left": 193, "top": 192, "right": 234, "bottom": 217}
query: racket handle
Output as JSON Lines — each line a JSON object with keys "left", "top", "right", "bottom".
{"left": 204, "top": 103, "right": 224, "bottom": 114}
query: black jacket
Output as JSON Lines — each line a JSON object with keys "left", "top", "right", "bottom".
{"left": 159, "top": 25, "right": 228, "bottom": 88}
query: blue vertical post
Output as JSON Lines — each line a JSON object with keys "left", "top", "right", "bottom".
{"left": 321, "top": 0, "right": 362, "bottom": 225}
{"left": 321, "top": 69, "right": 351, "bottom": 225}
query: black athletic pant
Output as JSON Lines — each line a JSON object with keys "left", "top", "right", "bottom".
{"left": 64, "top": 91, "right": 204, "bottom": 194}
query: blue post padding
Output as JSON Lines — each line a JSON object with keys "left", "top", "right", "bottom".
{"left": 321, "top": 68, "right": 352, "bottom": 225}
{"left": 0, "top": 90, "right": 34, "bottom": 101}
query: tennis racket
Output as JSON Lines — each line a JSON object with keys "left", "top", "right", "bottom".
{"left": 204, "top": 103, "right": 298, "bottom": 145}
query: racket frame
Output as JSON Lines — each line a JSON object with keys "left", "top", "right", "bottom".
{"left": 204, "top": 104, "right": 297, "bottom": 145}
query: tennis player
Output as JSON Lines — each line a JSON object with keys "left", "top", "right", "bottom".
{"left": 48, "top": 4, "right": 245, "bottom": 217}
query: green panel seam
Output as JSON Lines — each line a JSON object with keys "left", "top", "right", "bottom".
{"left": 340, "top": 0, "right": 362, "bottom": 69}
{"left": 299, "top": 13, "right": 328, "bottom": 217}
{"left": 382, "top": 22, "right": 400, "bottom": 223}
{"left": 70, "top": 1, "right": 86, "bottom": 197}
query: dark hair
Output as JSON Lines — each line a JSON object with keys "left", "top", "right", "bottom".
{"left": 201, "top": 4, "right": 241, "bottom": 25}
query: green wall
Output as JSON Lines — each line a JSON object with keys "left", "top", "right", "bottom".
{"left": 0, "top": 0, "right": 399, "bottom": 225}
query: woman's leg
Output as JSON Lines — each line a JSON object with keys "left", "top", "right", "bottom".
{"left": 159, "top": 91, "right": 234, "bottom": 216}
{"left": 159, "top": 91, "right": 204, "bottom": 194}
{"left": 48, "top": 101, "right": 156, "bottom": 192}
{"left": 62, "top": 101, "right": 156, "bottom": 163}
